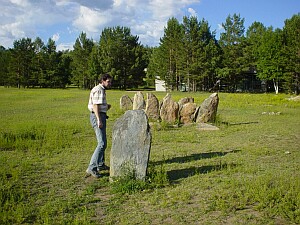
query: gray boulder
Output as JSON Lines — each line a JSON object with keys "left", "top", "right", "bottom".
{"left": 195, "top": 93, "right": 219, "bottom": 123}
{"left": 133, "top": 91, "right": 145, "bottom": 110}
{"left": 110, "top": 110, "right": 151, "bottom": 181}
{"left": 178, "top": 97, "right": 194, "bottom": 109}
{"left": 160, "top": 93, "right": 179, "bottom": 123}
{"left": 120, "top": 95, "right": 133, "bottom": 111}
{"left": 145, "top": 93, "right": 160, "bottom": 120}
{"left": 179, "top": 102, "right": 197, "bottom": 124}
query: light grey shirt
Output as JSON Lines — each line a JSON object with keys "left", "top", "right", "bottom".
{"left": 88, "top": 84, "right": 108, "bottom": 113}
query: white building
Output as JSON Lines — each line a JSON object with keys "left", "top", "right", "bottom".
{"left": 155, "top": 76, "right": 166, "bottom": 91}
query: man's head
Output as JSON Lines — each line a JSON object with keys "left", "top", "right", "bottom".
{"left": 100, "top": 73, "right": 112, "bottom": 88}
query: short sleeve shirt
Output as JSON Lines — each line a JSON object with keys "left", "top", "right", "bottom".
{"left": 88, "top": 84, "right": 108, "bottom": 113}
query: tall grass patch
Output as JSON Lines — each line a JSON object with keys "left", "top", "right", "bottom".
{"left": 208, "top": 172, "right": 300, "bottom": 223}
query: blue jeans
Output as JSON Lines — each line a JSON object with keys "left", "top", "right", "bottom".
{"left": 88, "top": 112, "right": 107, "bottom": 171}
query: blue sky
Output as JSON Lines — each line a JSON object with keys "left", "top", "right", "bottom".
{"left": 1, "top": 0, "right": 299, "bottom": 51}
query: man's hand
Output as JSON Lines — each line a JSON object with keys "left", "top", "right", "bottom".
{"left": 97, "top": 119, "right": 103, "bottom": 128}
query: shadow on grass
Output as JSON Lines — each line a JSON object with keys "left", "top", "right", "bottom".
{"left": 167, "top": 163, "right": 239, "bottom": 182}
{"left": 152, "top": 149, "right": 240, "bottom": 165}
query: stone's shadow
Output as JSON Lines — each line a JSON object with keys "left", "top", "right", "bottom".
{"left": 152, "top": 149, "right": 240, "bottom": 165}
{"left": 167, "top": 163, "right": 239, "bottom": 182}
{"left": 221, "top": 121, "right": 259, "bottom": 126}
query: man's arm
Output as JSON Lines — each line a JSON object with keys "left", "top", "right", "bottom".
{"left": 93, "top": 104, "right": 103, "bottom": 128}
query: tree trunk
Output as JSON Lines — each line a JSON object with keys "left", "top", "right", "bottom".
{"left": 273, "top": 79, "right": 279, "bottom": 94}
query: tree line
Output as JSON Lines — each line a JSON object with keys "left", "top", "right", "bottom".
{"left": 147, "top": 13, "right": 300, "bottom": 94}
{"left": 0, "top": 13, "right": 299, "bottom": 93}
{"left": 0, "top": 26, "right": 149, "bottom": 90}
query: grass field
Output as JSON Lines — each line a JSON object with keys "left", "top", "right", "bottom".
{"left": 0, "top": 87, "right": 299, "bottom": 225}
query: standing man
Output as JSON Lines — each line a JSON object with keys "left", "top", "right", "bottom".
{"left": 86, "top": 73, "right": 112, "bottom": 178}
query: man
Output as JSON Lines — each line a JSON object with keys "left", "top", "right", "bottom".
{"left": 86, "top": 73, "right": 112, "bottom": 178}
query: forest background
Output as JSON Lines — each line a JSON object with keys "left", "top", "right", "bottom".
{"left": 0, "top": 13, "right": 299, "bottom": 94}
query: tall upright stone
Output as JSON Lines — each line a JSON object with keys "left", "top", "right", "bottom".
{"left": 160, "top": 93, "right": 179, "bottom": 123}
{"left": 195, "top": 93, "right": 219, "bottom": 123}
{"left": 133, "top": 91, "right": 145, "bottom": 110}
{"left": 178, "top": 97, "right": 194, "bottom": 109}
{"left": 120, "top": 95, "right": 133, "bottom": 111}
{"left": 145, "top": 93, "right": 160, "bottom": 120}
{"left": 179, "top": 102, "right": 197, "bottom": 124}
{"left": 110, "top": 110, "right": 151, "bottom": 181}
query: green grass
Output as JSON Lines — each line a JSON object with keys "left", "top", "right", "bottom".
{"left": 0, "top": 87, "right": 299, "bottom": 224}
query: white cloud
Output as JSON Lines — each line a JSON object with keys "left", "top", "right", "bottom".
{"left": 73, "top": 6, "right": 112, "bottom": 34}
{"left": 0, "top": 0, "right": 201, "bottom": 49}
{"left": 188, "top": 7, "right": 197, "bottom": 17}
{"left": 52, "top": 33, "right": 60, "bottom": 42}
{"left": 218, "top": 23, "right": 224, "bottom": 31}
{"left": 66, "top": 0, "right": 113, "bottom": 10}
{"left": 57, "top": 42, "right": 74, "bottom": 51}
{"left": 0, "top": 22, "right": 25, "bottom": 38}
{"left": 10, "top": 0, "right": 30, "bottom": 7}
{"left": 132, "top": 20, "right": 165, "bottom": 46}
{"left": 149, "top": 0, "right": 180, "bottom": 20}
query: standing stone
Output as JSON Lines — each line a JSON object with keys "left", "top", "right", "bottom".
{"left": 133, "top": 91, "right": 145, "bottom": 110}
{"left": 178, "top": 97, "right": 194, "bottom": 109}
{"left": 160, "top": 93, "right": 179, "bottom": 123}
{"left": 145, "top": 93, "right": 160, "bottom": 120}
{"left": 195, "top": 93, "right": 219, "bottom": 123}
{"left": 179, "top": 102, "right": 197, "bottom": 124}
{"left": 120, "top": 95, "right": 133, "bottom": 111}
{"left": 110, "top": 110, "right": 151, "bottom": 181}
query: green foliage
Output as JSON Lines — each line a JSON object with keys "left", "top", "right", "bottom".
{"left": 98, "top": 26, "right": 147, "bottom": 90}
{"left": 111, "top": 175, "right": 148, "bottom": 195}
{"left": 147, "top": 16, "right": 220, "bottom": 92}
{"left": 209, "top": 174, "right": 300, "bottom": 223}
{"left": 147, "top": 163, "right": 169, "bottom": 188}
{"left": 244, "top": 22, "right": 267, "bottom": 71}
{"left": 150, "top": 17, "right": 184, "bottom": 91}
{"left": 4, "top": 37, "right": 72, "bottom": 88}
{"left": 282, "top": 13, "right": 300, "bottom": 94}
{"left": 182, "top": 16, "right": 220, "bottom": 91}
{"left": 218, "top": 14, "right": 246, "bottom": 91}
{"left": 0, "top": 46, "right": 10, "bottom": 86}
{"left": 0, "top": 175, "right": 28, "bottom": 224}
{"left": 71, "top": 32, "right": 95, "bottom": 89}
{"left": 8, "top": 38, "right": 35, "bottom": 88}
{"left": 111, "top": 163, "right": 169, "bottom": 195}
{"left": 256, "top": 28, "right": 285, "bottom": 94}
{"left": 0, "top": 127, "right": 45, "bottom": 152}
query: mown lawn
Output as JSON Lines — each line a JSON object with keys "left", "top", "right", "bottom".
{"left": 0, "top": 87, "right": 299, "bottom": 224}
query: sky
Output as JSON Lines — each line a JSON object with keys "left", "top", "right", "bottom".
{"left": 1, "top": 0, "right": 299, "bottom": 51}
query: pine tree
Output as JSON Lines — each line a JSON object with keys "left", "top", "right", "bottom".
{"left": 98, "top": 26, "right": 144, "bottom": 89}
{"left": 155, "top": 17, "right": 184, "bottom": 90}
{"left": 71, "top": 32, "right": 94, "bottom": 89}
{"left": 257, "top": 28, "right": 284, "bottom": 94}
{"left": 0, "top": 46, "right": 11, "bottom": 86}
{"left": 219, "top": 14, "right": 245, "bottom": 92}
{"left": 9, "top": 38, "right": 35, "bottom": 88}
{"left": 283, "top": 14, "right": 300, "bottom": 94}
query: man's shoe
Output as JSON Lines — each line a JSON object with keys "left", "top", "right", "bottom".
{"left": 86, "top": 168, "right": 101, "bottom": 178}
{"left": 98, "top": 164, "right": 110, "bottom": 171}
